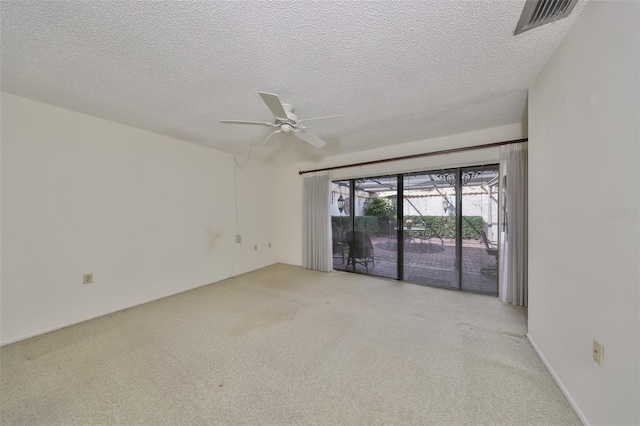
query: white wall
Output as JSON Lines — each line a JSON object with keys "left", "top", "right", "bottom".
{"left": 1, "top": 93, "right": 278, "bottom": 345}
{"left": 276, "top": 123, "right": 525, "bottom": 266}
{"left": 528, "top": 2, "right": 639, "bottom": 425}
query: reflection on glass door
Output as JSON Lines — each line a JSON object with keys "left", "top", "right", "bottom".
{"left": 460, "top": 166, "right": 499, "bottom": 295}
{"left": 403, "top": 171, "right": 459, "bottom": 289}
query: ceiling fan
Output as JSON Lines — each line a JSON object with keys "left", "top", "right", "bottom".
{"left": 220, "top": 92, "right": 343, "bottom": 148}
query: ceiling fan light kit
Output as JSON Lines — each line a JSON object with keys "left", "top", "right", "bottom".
{"left": 221, "top": 92, "right": 344, "bottom": 149}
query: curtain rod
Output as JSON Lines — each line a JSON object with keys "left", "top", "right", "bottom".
{"left": 298, "top": 138, "right": 528, "bottom": 175}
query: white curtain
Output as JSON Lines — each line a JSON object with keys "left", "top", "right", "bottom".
{"left": 302, "top": 172, "right": 332, "bottom": 272}
{"left": 498, "top": 142, "right": 528, "bottom": 306}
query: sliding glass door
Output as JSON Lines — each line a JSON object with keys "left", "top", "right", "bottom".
{"left": 331, "top": 165, "right": 499, "bottom": 296}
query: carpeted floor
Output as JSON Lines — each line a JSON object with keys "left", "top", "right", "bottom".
{"left": 0, "top": 264, "right": 580, "bottom": 425}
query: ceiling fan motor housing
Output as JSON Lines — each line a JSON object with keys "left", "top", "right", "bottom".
{"left": 277, "top": 104, "right": 298, "bottom": 132}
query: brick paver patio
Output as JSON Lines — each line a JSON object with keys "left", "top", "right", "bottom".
{"left": 334, "top": 236, "right": 498, "bottom": 295}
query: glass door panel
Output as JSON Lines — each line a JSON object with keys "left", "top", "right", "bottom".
{"left": 403, "top": 171, "right": 459, "bottom": 289}
{"left": 460, "top": 166, "right": 500, "bottom": 294}
{"left": 331, "top": 177, "right": 398, "bottom": 279}
{"left": 351, "top": 177, "right": 398, "bottom": 279}
{"left": 331, "top": 181, "right": 351, "bottom": 272}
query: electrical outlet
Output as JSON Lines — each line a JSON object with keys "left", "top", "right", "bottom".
{"left": 254, "top": 245, "right": 258, "bottom": 251}
{"left": 83, "top": 273, "right": 93, "bottom": 285}
{"left": 268, "top": 242, "right": 272, "bottom": 248}
{"left": 235, "top": 235, "right": 242, "bottom": 243}
{"left": 593, "top": 339, "right": 604, "bottom": 366}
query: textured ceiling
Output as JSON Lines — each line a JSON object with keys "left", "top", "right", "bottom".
{"left": 1, "top": 1, "right": 586, "bottom": 164}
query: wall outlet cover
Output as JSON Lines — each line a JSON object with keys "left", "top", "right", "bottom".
{"left": 593, "top": 339, "right": 604, "bottom": 366}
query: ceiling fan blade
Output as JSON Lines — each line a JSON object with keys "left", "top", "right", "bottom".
{"left": 259, "top": 92, "right": 289, "bottom": 119}
{"left": 295, "top": 131, "right": 327, "bottom": 148}
{"left": 220, "top": 120, "right": 274, "bottom": 127}
{"left": 262, "top": 130, "right": 281, "bottom": 147}
{"left": 299, "top": 115, "right": 344, "bottom": 132}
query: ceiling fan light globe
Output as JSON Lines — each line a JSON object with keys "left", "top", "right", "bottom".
{"left": 280, "top": 123, "right": 293, "bottom": 133}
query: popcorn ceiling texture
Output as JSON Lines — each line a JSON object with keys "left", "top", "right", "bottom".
{"left": 0, "top": 1, "right": 586, "bottom": 164}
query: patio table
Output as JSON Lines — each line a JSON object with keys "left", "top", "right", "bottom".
{"left": 395, "top": 227, "right": 427, "bottom": 243}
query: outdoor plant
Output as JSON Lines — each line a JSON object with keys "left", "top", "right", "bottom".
{"left": 365, "top": 197, "right": 393, "bottom": 236}
{"left": 365, "top": 197, "right": 391, "bottom": 218}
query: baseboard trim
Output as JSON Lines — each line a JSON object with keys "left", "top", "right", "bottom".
{"left": 526, "top": 333, "right": 590, "bottom": 426}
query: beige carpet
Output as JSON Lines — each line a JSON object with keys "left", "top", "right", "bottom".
{"left": 1, "top": 264, "right": 580, "bottom": 425}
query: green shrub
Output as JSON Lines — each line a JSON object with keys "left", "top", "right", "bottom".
{"left": 331, "top": 215, "right": 380, "bottom": 236}
{"left": 333, "top": 215, "right": 486, "bottom": 239}
{"left": 403, "top": 215, "right": 485, "bottom": 239}
{"left": 365, "top": 197, "right": 391, "bottom": 218}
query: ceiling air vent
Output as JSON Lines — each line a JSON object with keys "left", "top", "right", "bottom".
{"left": 514, "top": 0, "right": 579, "bottom": 35}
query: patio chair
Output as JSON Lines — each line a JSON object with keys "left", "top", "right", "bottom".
{"left": 332, "top": 227, "right": 345, "bottom": 263}
{"left": 480, "top": 231, "right": 498, "bottom": 279}
{"left": 345, "top": 231, "right": 375, "bottom": 273}
{"left": 387, "top": 220, "right": 398, "bottom": 243}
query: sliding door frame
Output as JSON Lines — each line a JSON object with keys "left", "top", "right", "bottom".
{"left": 455, "top": 168, "right": 463, "bottom": 290}
{"left": 397, "top": 174, "right": 404, "bottom": 281}
{"left": 332, "top": 164, "right": 499, "bottom": 295}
